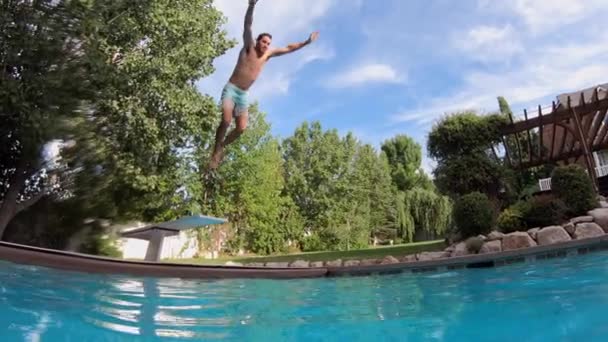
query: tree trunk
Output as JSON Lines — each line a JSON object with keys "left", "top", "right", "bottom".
{"left": 0, "top": 161, "right": 27, "bottom": 240}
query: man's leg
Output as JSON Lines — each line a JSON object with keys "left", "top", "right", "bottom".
{"left": 222, "top": 110, "right": 248, "bottom": 147}
{"left": 209, "top": 99, "right": 234, "bottom": 169}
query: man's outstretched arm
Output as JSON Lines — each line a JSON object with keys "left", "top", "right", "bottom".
{"left": 243, "top": 0, "right": 257, "bottom": 49}
{"left": 269, "top": 32, "right": 319, "bottom": 58}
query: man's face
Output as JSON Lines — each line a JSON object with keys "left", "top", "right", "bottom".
{"left": 257, "top": 36, "right": 271, "bottom": 53}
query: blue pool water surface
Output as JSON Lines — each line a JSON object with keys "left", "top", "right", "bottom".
{"left": 2, "top": 251, "right": 608, "bottom": 341}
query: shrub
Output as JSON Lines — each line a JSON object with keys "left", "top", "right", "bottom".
{"left": 453, "top": 192, "right": 495, "bottom": 238}
{"left": 551, "top": 165, "right": 598, "bottom": 216}
{"left": 465, "top": 236, "right": 484, "bottom": 254}
{"left": 300, "top": 233, "right": 325, "bottom": 252}
{"left": 522, "top": 196, "right": 567, "bottom": 227}
{"left": 497, "top": 207, "right": 526, "bottom": 233}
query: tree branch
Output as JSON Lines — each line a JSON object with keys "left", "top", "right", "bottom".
{"left": 15, "top": 191, "right": 46, "bottom": 215}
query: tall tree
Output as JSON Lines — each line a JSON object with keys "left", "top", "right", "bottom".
{"left": 1, "top": 0, "right": 233, "bottom": 241}
{"left": 381, "top": 135, "right": 428, "bottom": 191}
{"left": 0, "top": 0, "right": 92, "bottom": 237}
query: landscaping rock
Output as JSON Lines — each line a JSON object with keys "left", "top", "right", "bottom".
{"left": 416, "top": 252, "right": 450, "bottom": 261}
{"left": 399, "top": 254, "right": 417, "bottom": 262}
{"left": 571, "top": 216, "right": 594, "bottom": 224}
{"left": 574, "top": 223, "right": 605, "bottom": 240}
{"left": 589, "top": 208, "right": 608, "bottom": 233}
{"left": 502, "top": 232, "right": 537, "bottom": 251}
{"left": 477, "top": 234, "right": 487, "bottom": 241}
{"left": 563, "top": 222, "right": 576, "bottom": 236}
{"left": 601, "top": 201, "right": 608, "bottom": 209}
{"left": 309, "top": 261, "right": 324, "bottom": 268}
{"left": 343, "top": 260, "right": 361, "bottom": 267}
{"left": 289, "top": 260, "right": 310, "bottom": 268}
{"left": 444, "top": 245, "right": 456, "bottom": 253}
{"left": 527, "top": 228, "right": 540, "bottom": 240}
{"left": 224, "top": 261, "right": 243, "bottom": 267}
{"left": 487, "top": 231, "right": 505, "bottom": 241}
{"left": 479, "top": 240, "right": 502, "bottom": 254}
{"left": 360, "top": 259, "right": 380, "bottom": 266}
{"left": 246, "top": 262, "right": 264, "bottom": 267}
{"left": 451, "top": 242, "right": 469, "bottom": 257}
{"left": 537, "top": 226, "right": 571, "bottom": 245}
{"left": 265, "top": 262, "right": 289, "bottom": 268}
{"left": 325, "top": 259, "right": 343, "bottom": 267}
{"left": 381, "top": 255, "right": 400, "bottom": 264}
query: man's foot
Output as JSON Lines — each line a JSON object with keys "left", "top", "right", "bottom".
{"left": 208, "top": 146, "right": 224, "bottom": 170}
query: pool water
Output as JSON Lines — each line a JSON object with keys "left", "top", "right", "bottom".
{"left": 2, "top": 251, "right": 608, "bottom": 341}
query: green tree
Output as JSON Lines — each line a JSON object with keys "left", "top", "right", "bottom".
{"left": 428, "top": 111, "right": 508, "bottom": 199}
{"left": 381, "top": 135, "right": 430, "bottom": 191}
{"left": 200, "top": 105, "right": 294, "bottom": 255}
{"left": 0, "top": 0, "right": 91, "bottom": 237}
{"left": 1, "top": 0, "right": 233, "bottom": 243}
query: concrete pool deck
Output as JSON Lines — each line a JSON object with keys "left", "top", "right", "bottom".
{"left": 1, "top": 235, "right": 608, "bottom": 280}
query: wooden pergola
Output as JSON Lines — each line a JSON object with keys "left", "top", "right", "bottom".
{"left": 499, "top": 84, "right": 608, "bottom": 191}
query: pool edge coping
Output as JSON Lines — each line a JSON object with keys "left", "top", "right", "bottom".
{"left": 1, "top": 236, "right": 608, "bottom": 279}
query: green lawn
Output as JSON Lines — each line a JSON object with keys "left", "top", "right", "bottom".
{"left": 166, "top": 240, "right": 446, "bottom": 265}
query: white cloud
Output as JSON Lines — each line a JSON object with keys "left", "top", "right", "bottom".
{"left": 454, "top": 24, "right": 523, "bottom": 62}
{"left": 392, "top": 34, "right": 608, "bottom": 127}
{"left": 485, "top": 0, "right": 608, "bottom": 34}
{"left": 326, "top": 63, "right": 404, "bottom": 89}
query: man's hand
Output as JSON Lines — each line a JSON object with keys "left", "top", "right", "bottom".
{"left": 307, "top": 31, "right": 319, "bottom": 44}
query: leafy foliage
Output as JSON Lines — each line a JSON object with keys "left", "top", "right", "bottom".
{"left": 453, "top": 192, "right": 495, "bottom": 238}
{"left": 521, "top": 196, "right": 567, "bottom": 228}
{"left": 497, "top": 207, "right": 525, "bottom": 233}
{"left": 551, "top": 165, "right": 597, "bottom": 216}
{"left": 428, "top": 111, "right": 508, "bottom": 199}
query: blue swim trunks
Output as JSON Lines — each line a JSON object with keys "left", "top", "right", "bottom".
{"left": 221, "top": 82, "right": 248, "bottom": 116}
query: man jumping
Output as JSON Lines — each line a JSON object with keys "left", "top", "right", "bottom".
{"left": 208, "top": 0, "right": 319, "bottom": 170}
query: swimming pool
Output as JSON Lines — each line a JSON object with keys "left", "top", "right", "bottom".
{"left": 2, "top": 250, "right": 608, "bottom": 341}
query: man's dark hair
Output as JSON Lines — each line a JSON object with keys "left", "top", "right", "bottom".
{"left": 257, "top": 33, "right": 272, "bottom": 42}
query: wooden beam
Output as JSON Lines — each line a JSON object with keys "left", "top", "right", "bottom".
{"left": 550, "top": 101, "right": 557, "bottom": 159}
{"left": 508, "top": 112, "right": 524, "bottom": 166}
{"left": 501, "top": 97, "right": 608, "bottom": 135}
{"left": 524, "top": 109, "right": 534, "bottom": 164}
{"left": 500, "top": 136, "right": 513, "bottom": 167}
{"left": 517, "top": 141, "right": 608, "bottom": 169}
{"left": 570, "top": 95, "right": 599, "bottom": 192}
{"left": 588, "top": 108, "right": 608, "bottom": 147}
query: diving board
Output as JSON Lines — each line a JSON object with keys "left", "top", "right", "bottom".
{"left": 120, "top": 215, "right": 227, "bottom": 262}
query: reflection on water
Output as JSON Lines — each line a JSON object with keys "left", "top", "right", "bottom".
{"left": 2, "top": 252, "right": 608, "bottom": 341}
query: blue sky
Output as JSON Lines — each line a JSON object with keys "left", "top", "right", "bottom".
{"left": 197, "top": 0, "right": 608, "bottom": 173}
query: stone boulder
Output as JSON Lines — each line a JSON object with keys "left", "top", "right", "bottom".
{"left": 451, "top": 242, "right": 469, "bottom": 257}
{"left": 246, "top": 262, "right": 264, "bottom": 267}
{"left": 600, "top": 201, "right": 608, "bottom": 209}
{"left": 289, "top": 260, "right": 310, "bottom": 268}
{"left": 574, "top": 223, "right": 605, "bottom": 240}
{"left": 224, "top": 261, "right": 244, "bottom": 267}
{"left": 563, "top": 222, "right": 576, "bottom": 236}
{"left": 588, "top": 208, "right": 608, "bottom": 233}
{"left": 536, "top": 226, "right": 571, "bottom": 245}
{"left": 343, "top": 260, "right": 361, "bottom": 267}
{"left": 416, "top": 251, "right": 450, "bottom": 261}
{"left": 399, "top": 254, "right": 417, "bottom": 263}
{"left": 527, "top": 228, "right": 540, "bottom": 240}
{"left": 265, "top": 262, "right": 289, "bottom": 268}
{"left": 325, "top": 259, "right": 343, "bottom": 267}
{"left": 571, "top": 216, "right": 593, "bottom": 224}
{"left": 487, "top": 231, "right": 505, "bottom": 241}
{"left": 381, "top": 255, "right": 400, "bottom": 264}
{"left": 479, "top": 240, "right": 502, "bottom": 254}
{"left": 502, "top": 232, "right": 537, "bottom": 251}
{"left": 310, "top": 261, "right": 324, "bottom": 268}
{"left": 360, "top": 259, "right": 380, "bottom": 266}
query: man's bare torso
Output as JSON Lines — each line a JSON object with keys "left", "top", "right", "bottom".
{"left": 228, "top": 47, "right": 269, "bottom": 91}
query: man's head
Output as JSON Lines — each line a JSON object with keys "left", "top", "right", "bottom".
{"left": 256, "top": 33, "right": 272, "bottom": 53}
